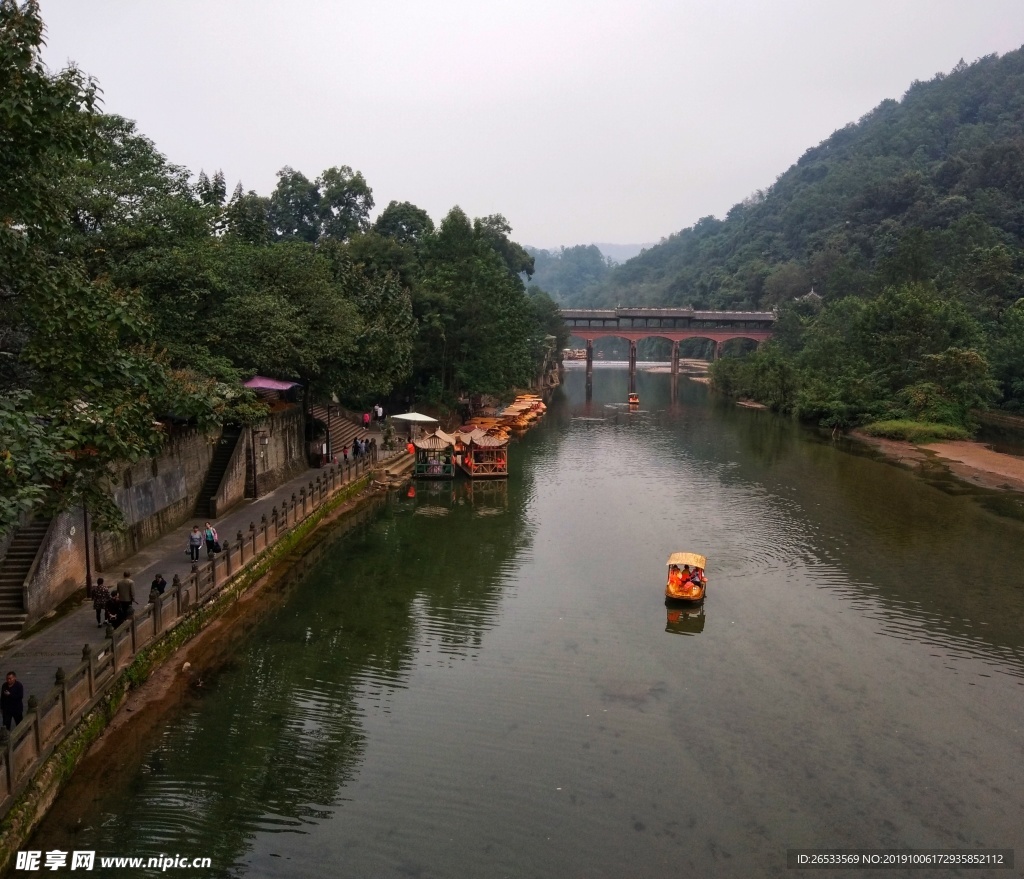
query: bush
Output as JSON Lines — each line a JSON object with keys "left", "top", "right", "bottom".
{"left": 859, "top": 419, "right": 970, "bottom": 443}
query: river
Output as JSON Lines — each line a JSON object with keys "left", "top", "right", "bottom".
{"left": 22, "top": 366, "right": 1024, "bottom": 878}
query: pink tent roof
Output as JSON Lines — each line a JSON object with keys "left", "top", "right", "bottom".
{"left": 244, "top": 376, "right": 301, "bottom": 391}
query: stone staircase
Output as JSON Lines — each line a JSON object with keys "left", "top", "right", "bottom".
{"left": 310, "top": 405, "right": 371, "bottom": 461}
{"left": 0, "top": 520, "right": 49, "bottom": 631}
{"left": 194, "top": 427, "right": 241, "bottom": 518}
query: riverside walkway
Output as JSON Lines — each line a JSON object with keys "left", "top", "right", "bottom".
{"left": 0, "top": 449, "right": 407, "bottom": 707}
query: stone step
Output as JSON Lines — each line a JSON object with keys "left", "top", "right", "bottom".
{"left": 0, "top": 619, "right": 28, "bottom": 632}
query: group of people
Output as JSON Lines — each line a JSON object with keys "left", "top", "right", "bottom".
{"left": 86, "top": 522, "right": 221, "bottom": 632}
{"left": 668, "top": 563, "right": 706, "bottom": 592}
{"left": 90, "top": 571, "right": 175, "bottom": 628}
{"left": 341, "top": 437, "right": 375, "bottom": 462}
{"left": 89, "top": 571, "right": 135, "bottom": 627}
{"left": 361, "top": 404, "right": 385, "bottom": 429}
{"left": 187, "top": 522, "right": 220, "bottom": 562}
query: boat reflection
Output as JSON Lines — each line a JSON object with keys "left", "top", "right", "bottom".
{"left": 461, "top": 479, "right": 508, "bottom": 517}
{"left": 402, "top": 478, "right": 456, "bottom": 516}
{"left": 665, "top": 604, "right": 705, "bottom": 636}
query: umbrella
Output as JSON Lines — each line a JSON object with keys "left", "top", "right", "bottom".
{"left": 391, "top": 412, "right": 439, "bottom": 423}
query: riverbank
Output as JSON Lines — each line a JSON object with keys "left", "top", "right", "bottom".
{"left": 850, "top": 430, "right": 1024, "bottom": 493}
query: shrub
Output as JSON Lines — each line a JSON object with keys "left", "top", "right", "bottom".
{"left": 860, "top": 419, "right": 970, "bottom": 443}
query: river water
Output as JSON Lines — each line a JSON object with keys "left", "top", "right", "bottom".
{"left": 24, "top": 367, "right": 1024, "bottom": 878}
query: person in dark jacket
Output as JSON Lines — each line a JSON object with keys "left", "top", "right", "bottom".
{"left": 1, "top": 671, "right": 24, "bottom": 730}
{"left": 91, "top": 577, "right": 110, "bottom": 627}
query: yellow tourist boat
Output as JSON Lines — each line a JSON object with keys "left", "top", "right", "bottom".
{"left": 628, "top": 392, "right": 640, "bottom": 406}
{"left": 665, "top": 552, "right": 707, "bottom": 603}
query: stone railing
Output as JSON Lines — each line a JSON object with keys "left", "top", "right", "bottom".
{"left": 0, "top": 453, "right": 382, "bottom": 819}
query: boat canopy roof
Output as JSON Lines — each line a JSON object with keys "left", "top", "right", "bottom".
{"left": 667, "top": 552, "right": 706, "bottom": 569}
{"left": 412, "top": 428, "right": 457, "bottom": 450}
{"left": 455, "top": 430, "right": 507, "bottom": 447}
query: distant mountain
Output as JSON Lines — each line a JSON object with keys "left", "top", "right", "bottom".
{"left": 581, "top": 47, "right": 1024, "bottom": 311}
{"left": 524, "top": 242, "right": 656, "bottom": 304}
{"left": 592, "top": 242, "right": 656, "bottom": 263}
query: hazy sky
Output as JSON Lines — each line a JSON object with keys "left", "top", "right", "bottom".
{"left": 38, "top": 1, "right": 1024, "bottom": 249}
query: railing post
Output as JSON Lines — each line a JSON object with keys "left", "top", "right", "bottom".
{"left": 272, "top": 506, "right": 279, "bottom": 540}
{"left": 27, "top": 695, "right": 40, "bottom": 755}
{"left": 55, "top": 668, "right": 68, "bottom": 727}
{"left": 249, "top": 522, "right": 256, "bottom": 555}
{"left": 0, "top": 726, "right": 11, "bottom": 793}
{"left": 237, "top": 530, "right": 245, "bottom": 565}
{"left": 83, "top": 644, "right": 93, "bottom": 696}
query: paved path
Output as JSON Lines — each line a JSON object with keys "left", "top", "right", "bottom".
{"left": 0, "top": 447, "right": 409, "bottom": 704}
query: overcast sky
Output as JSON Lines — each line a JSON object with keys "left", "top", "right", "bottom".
{"left": 38, "top": 1, "right": 1024, "bottom": 250}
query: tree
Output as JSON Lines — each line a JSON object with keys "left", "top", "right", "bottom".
{"left": 414, "top": 208, "right": 540, "bottom": 397}
{"left": 196, "top": 168, "right": 227, "bottom": 207}
{"left": 267, "top": 166, "right": 320, "bottom": 243}
{"left": 989, "top": 299, "right": 1024, "bottom": 410}
{"left": 474, "top": 214, "right": 534, "bottom": 278}
{"left": 373, "top": 200, "right": 434, "bottom": 246}
{"left": 0, "top": 3, "right": 252, "bottom": 533}
{"left": 213, "top": 242, "right": 362, "bottom": 389}
{"left": 224, "top": 183, "right": 272, "bottom": 245}
{"left": 64, "top": 114, "right": 212, "bottom": 278}
{"left": 317, "top": 165, "right": 373, "bottom": 241}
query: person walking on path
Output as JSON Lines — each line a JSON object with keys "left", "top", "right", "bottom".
{"left": 188, "top": 525, "right": 204, "bottom": 563}
{"left": 362, "top": 411, "right": 371, "bottom": 429}
{"left": 116, "top": 571, "right": 136, "bottom": 620}
{"left": 91, "top": 577, "right": 110, "bottom": 627}
{"left": 204, "top": 522, "right": 219, "bottom": 559}
{"left": 374, "top": 403, "right": 384, "bottom": 425}
{"left": 1, "top": 671, "right": 24, "bottom": 730}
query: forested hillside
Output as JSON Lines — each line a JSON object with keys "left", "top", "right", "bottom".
{"left": 566, "top": 48, "right": 1024, "bottom": 430}
{"left": 593, "top": 49, "right": 1024, "bottom": 310}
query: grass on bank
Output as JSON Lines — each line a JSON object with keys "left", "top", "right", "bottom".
{"left": 859, "top": 420, "right": 970, "bottom": 443}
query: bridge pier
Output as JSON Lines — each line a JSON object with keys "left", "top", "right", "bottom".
{"left": 713, "top": 341, "right": 724, "bottom": 361}
{"left": 671, "top": 341, "right": 679, "bottom": 376}
{"left": 586, "top": 339, "right": 593, "bottom": 377}
{"left": 628, "top": 340, "right": 637, "bottom": 383}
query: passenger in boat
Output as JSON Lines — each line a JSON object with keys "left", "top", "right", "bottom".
{"left": 668, "top": 565, "right": 684, "bottom": 591}
{"left": 693, "top": 567, "right": 706, "bottom": 585}
{"left": 679, "top": 564, "right": 692, "bottom": 584}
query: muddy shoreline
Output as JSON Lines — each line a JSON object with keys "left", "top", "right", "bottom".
{"left": 850, "top": 430, "right": 1024, "bottom": 493}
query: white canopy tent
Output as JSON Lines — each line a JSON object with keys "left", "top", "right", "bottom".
{"left": 391, "top": 412, "right": 439, "bottom": 424}
{"left": 391, "top": 411, "right": 439, "bottom": 439}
